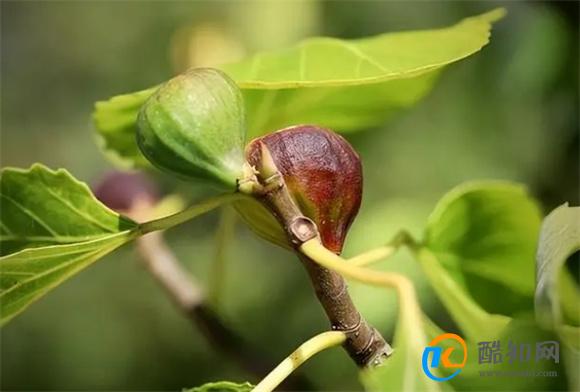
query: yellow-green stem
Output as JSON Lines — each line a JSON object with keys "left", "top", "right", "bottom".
{"left": 208, "top": 206, "right": 237, "bottom": 307}
{"left": 253, "top": 331, "right": 346, "bottom": 392}
{"left": 139, "top": 193, "right": 242, "bottom": 234}
{"left": 348, "top": 230, "right": 413, "bottom": 266}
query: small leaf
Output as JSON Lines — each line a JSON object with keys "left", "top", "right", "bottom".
{"left": 535, "top": 204, "right": 580, "bottom": 329}
{"left": 424, "top": 181, "right": 542, "bottom": 315}
{"left": 0, "top": 165, "right": 138, "bottom": 324}
{"left": 93, "top": 9, "right": 505, "bottom": 167}
{"left": 94, "top": 87, "right": 157, "bottom": 168}
{"left": 184, "top": 381, "right": 254, "bottom": 392}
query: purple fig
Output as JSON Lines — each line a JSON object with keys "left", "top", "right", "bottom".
{"left": 244, "top": 125, "right": 362, "bottom": 254}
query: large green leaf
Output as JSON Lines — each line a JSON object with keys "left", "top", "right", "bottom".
{"left": 534, "top": 204, "right": 580, "bottom": 390}
{"left": 428, "top": 318, "right": 569, "bottom": 391}
{"left": 0, "top": 165, "right": 138, "bottom": 324}
{"left": 535, "top": 204, "right": 580, "bottom": 329}
{"left": 423, "top": 181, "right": 542, "bottom": 316}
{"left": 93, "top": 8, "right": 505, "bottom": 168}
{"left": 223, "top": 8, "right": 503, "bottom": 88}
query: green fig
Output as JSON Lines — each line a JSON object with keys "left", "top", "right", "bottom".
{"left": 238, "top": 125, "right": 363, "bottom": 254}
{"left": 137, "top": 68, "right": 246, "bottom": 190}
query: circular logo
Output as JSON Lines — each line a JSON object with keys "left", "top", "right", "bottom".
{"left": 422, "top": 333, "right": 468, "bottom": 381}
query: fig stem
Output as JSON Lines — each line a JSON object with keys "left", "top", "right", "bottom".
{"left": 253, "top": 331, "right": 346, "bottom": 392}
{"left": 139, "top": 193, "right": 242, "bottom": 234}
{"left": 348, "top": 230, "right": 414, "bottom": 267}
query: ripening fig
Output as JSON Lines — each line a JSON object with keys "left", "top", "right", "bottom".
{"left": 137, "top": 68, "right": 246, "bottom": 191}
{"left": 240, "top": 125, "right": 363, "bottom": 254}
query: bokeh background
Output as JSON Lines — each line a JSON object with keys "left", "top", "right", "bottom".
{"left": 1, "top": 1, "right": 578, "bottom": 390}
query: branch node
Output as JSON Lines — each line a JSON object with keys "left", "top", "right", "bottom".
{"left": 288, "top": 216, "right": 318, "bottom": 247}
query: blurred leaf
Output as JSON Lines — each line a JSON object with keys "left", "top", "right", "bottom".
{"left": 415, "top": 247, "right": 510, "bottom": 342}
{"left": 150, "top": 194, "right": 187, "bottom": 220}
{"left": 423, "top": 181, "right": 542, "bottom": 315}
{"left": 184, "top": 381, "right": 254, "bottom": 392}
{"left": 94, "top": 87, "right": 157, "bottom": 168}
{"left": 0, "top": 165, "right": 138, "bottom": 325}
{"left": 534, "top": 204, "right": 580, "bottom": 390}
{"left": 93, "top": 8, "right": 505, "bottom": 167}
{"left": 0, "top": 164, "right": 136, "bottom": 255}
{"left": 432, "top": 318, "right": 569, "bottom": 391}
{"left": 232, "top": 196, "right": 288, "bottom": 250}
{"left": 558, "top": 267, "right": 580, "bottom": 327}
{"left": 535, "top": 204, "right": 580, "bottom": 329}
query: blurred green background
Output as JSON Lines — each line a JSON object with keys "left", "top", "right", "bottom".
{"left": 1, "top": 1, "right": 578, "bottom": 390}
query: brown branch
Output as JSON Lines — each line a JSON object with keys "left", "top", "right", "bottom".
{"left": 135, "top": 231, "right": 313, "bottom": 389}
{"left": 298, "top": 253, "right": 392, "bottom": 366}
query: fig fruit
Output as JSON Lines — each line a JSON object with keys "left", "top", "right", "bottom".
{"left": 240, "top": 125, "right": 363, "bottom": 254}
{"left": 137, "top": 68, "right": 246, "bottom": 191}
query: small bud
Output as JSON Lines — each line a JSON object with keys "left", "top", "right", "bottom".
{"left": 93, "top": 171, "right": 159, "bottom": 212}
{"left": 244, "top": 125, "right": 363, "bottom": 254}
{"left": 137, "top": 68, "right": 246, "bottom": 191}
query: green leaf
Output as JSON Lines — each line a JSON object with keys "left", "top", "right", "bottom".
{"left": 432, "top": 318, "right": 569, "bottom": 391}
{"left": 94, "top": 87, "right": 157, "bottom": 168}
{"left": 415, "top": 247, "right": 510, "bottom": 342}
{"left": 535, "top": 204, "right": 580, "bottom": 329}
{"left": 424, "top": 181, "right": 542, "bottom": 316}
{"left": 223, "top": 8, "right": 504, "bottom": 88}
{"left": 93, "top": 8, "right": 505, "bottom": 167}
{"left": 0, "top": 165, "right": 138, "bottom": 324}
{"left": 0, "top": 164, "right": 136, "bottom": 255}
{"left": 534, "top": 204, "right": 580, "bottom": 390}
{"left": 238, "top": 68, "right": 440, "bottom": 137}
{"left": 184, "top": 381, "right": 254, "bottom": 392}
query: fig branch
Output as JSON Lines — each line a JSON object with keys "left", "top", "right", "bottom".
{"left": 133, "top": 68, "right": 414, "bottom": 369}
{"left": 135, "top": 231, "right": 278, "bottom": 381}
{"left": 93, "top": 173, "right": 313, "bottom": 389}
{"left": 239, "top": 141, "right": 393, "bottom": 367}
